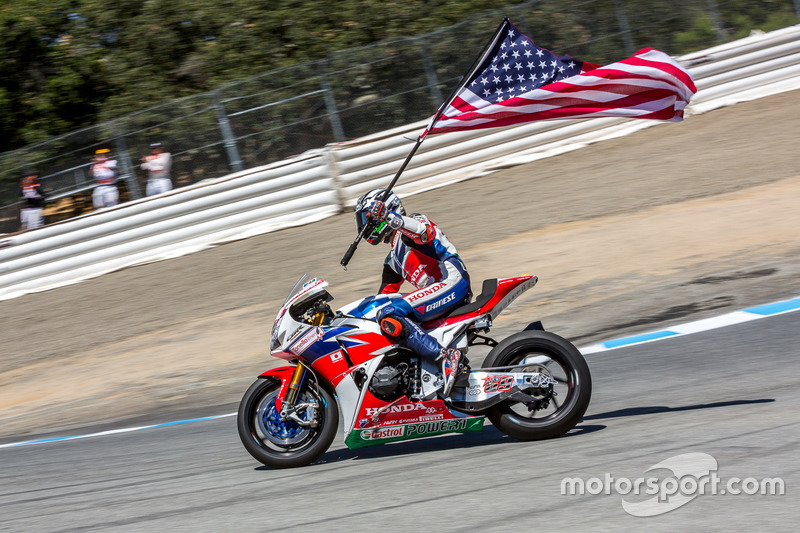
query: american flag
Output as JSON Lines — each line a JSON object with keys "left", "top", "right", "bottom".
{"left": 423, "top": 18, "right": 697, "bottom": 136}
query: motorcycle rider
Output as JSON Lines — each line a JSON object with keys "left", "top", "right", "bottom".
{"left": 355, "top": 188, "right": 471, "bottom": 396}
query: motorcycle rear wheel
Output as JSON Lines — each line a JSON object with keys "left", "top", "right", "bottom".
{"left": 237, "top": 377, "right": 338, "bottom": 468}
{"left": 482, "top": 330, "right": 591, "bottom": 440}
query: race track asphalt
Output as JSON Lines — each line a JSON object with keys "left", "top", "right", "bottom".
{"left": 2, "top": 311, "right": 797, "bottom": 532}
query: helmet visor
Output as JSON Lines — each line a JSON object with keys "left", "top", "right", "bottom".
{"left": 355, "top": 209, "right": 370, "bottom": 233}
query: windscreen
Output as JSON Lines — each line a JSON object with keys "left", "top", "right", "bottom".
{"left": 282, "top": 274, "right": 311, "bottom": 307}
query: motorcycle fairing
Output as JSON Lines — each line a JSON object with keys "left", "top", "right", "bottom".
{"left": 329, "top": 355, "right": 442, "bottom": 437}
{"left": 270, "top": 277, "right": 331, "bottom": 359}
{"left": 328, "top": 326, "right": 394, "bottom": 367}
{"left": 356, "top": 396, "right": 463, "bottom": 428}
{"left": 267, "top": 274, "right": 543, "bottom": 440}
{"left": 307, "top": 328, "right": 391, "bottom": 387}
{"left": 332, "top": 356, "right": 385, "bottom": 434}
{"left": 295, "top": 326, "right": 358, "bottom": 363}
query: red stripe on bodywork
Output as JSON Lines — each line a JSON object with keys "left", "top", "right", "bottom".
{"left": 422, "top": 275, "right": 534, "bottom": 328}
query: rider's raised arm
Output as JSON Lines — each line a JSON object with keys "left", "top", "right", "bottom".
{"left": 391, "top": 213, "right": 435, "bottom": 245}
{"left": 379, "top": 262, "right": 404, "bottom": 294}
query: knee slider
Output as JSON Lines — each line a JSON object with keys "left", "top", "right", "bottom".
{"left": 380, "top": 317, "right": 407, "bottom": 339}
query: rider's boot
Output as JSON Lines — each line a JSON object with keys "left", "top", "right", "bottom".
{"left": 439, "top": 348, "right": 464, "bottom": 397}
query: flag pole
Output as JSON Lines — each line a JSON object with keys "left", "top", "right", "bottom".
{"left": 340, "top": 18, "right": 510, "bottom": 269}
{"left": 339, "top": 138, "right": 424, "bottom": 269}
{"left": 384, "top": 17, "right": 509, "bottom": 194}
{"left": 426, "top": 17, "right": 511, "bottom": 133}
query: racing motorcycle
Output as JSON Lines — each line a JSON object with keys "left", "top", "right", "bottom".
{"left": 237, "top": 274, "right": 592, "bottom": 468}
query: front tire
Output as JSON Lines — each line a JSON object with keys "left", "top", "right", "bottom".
{"left": 482, "top": 331, "right": 591, "bottom": 440}
{"left": 237, "top": 377, "right": 338, "bottom": 468}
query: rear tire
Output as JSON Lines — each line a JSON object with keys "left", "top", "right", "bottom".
{"left": 482, "top": 331, "right": 591, "bottom": 440}
{"left": 237, "top": 377, "right": 338, "bottom": 468}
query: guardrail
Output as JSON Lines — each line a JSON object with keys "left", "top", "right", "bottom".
{"left": 1, "top": 25, "right": 799, "bottom": 301}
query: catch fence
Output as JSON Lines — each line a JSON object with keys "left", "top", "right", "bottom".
{"left": 1, "top": 0, "right": 799, "bottom": 233}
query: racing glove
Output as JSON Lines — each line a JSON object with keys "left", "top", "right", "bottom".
{"left": 367, "top": 200, "right": 388, "bottom": 222}
{"left": 367, "top": 200, "right": 404, "bottom": 230}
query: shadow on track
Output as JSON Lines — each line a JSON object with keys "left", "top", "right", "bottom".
{"left": 255, "top": 422, "right": 606, "bottom": 470}
{"left": 276, "top": 399, "right": 773, "bottom": 470}
{"left": 583, "top": 398, "right": 774, "bottom": 421}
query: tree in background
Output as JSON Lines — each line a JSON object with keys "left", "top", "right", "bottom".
{"left": 0, "top": 0, "right": 517, "bottom": 151}
{"left": 0, "top": 0, "right": 110, "bottom": 148}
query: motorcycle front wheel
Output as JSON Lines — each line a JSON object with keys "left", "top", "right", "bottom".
{"left": 237, "top": 377, "right": 338, "bottom": 468}
{"left": 482, "top": 330, "right": 592, "bottom": 440}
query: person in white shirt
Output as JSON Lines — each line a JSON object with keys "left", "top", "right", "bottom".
{"left": 141, "top": 142, "right": 173, "bottom": 196}
{"left": 89, "top": 148, "right": 119, "bottom": 209}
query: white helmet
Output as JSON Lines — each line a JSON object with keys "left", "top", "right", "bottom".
{"left": 355, "top": 188, "right": 405, "bottom": 245}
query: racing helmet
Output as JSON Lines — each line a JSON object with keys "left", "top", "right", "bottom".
{"left": 355, "top": 188, "right": 405, "bottom": 245}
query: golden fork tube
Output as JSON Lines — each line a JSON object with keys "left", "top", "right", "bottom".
{"left": 284, "top": 362, "right": 307, "bottom": 406}
{"left": 285, "top": 308, "right": 325, "bottom": 406}
{"left": 311, "top": 305, "right": 326, "bottom": 327}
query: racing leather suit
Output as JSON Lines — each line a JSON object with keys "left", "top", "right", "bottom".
{"left": 376, "top": 213, "right": 471, "bottom": 359}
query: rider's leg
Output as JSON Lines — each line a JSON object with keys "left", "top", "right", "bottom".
{"left": 377, "top": 263, "right": 471, "bottom": 395}
{"left": 378, "top": 305, "right": 466, "bottom": 397}
{"left": 377, "top": 309, "right": 440, "bottom": 358}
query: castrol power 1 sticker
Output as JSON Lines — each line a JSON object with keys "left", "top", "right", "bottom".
{"left": 344, "top": 416, "right": 485, "bottom": 450}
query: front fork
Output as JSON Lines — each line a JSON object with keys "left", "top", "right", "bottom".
{"left": 274, "top": 362, "right": 317, "bottom": 428}
{"left": 284, "top": 361, "right": 307, "bottom": 407}
{"left": 275, "top": 306, "right": 329, "bottom": 427}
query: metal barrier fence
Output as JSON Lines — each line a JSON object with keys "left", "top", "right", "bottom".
{"left": 2, "top": 0, "right": 799, "bottom": 234}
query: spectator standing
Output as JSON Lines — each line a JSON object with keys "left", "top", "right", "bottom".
{"left": 141, "top": 142, "right": 173, "bottom": 196}
{"left": 20, "top": 169, "right": 46, "bottom": 230}
{"left": 90, "top": 148, "right": 119, "bottom": 209}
